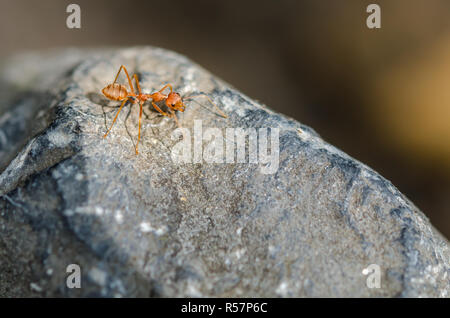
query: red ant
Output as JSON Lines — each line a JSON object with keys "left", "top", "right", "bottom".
{"left": 101, "top": 65, "right": 227, "bottom": 154}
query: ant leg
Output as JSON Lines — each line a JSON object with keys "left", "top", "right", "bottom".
{"left": 169, "top": 108, "right": 189, "bottom": 141}
{"left": 133, "top": 74, "right": 142, "bottom": 95}
{"left": 136, "top": 101, "right": 143, "bottom": 155}
{"left": 103, "top": 98, "right": 128, "bottom": 138}
{"left": 168, "top": 109, "right": 181, "bottom": 129}
{"left": 158, "top": 83, "right": 173, "bottom": 94}
{"left": 152, "top": 102, "right": 170, "bottom": 117}
{"left": 113, "top": 65, "right": 135, "bottom": 95}
{"left": 184, "top": 94, "right": 228, "bottom": 118}
{"left": 123, "top": 105, "right": 137, "bottom": 150}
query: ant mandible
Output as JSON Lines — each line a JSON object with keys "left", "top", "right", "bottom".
{"left": 101, "top": 65, "right": 227, "bottom": 154}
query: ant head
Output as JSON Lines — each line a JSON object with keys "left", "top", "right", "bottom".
{"left": 166, "top": 92, "right": 185, "bottom": 111}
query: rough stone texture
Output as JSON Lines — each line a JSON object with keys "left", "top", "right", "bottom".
{"left": 0, "top": 47, "right": 448, "bottom": 297}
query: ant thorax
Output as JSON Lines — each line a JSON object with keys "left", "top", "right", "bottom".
{"left": 150, "top": 91, "right": 166, "bottom": 102}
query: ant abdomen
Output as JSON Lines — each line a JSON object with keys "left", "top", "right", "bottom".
{"left": 102, "top": 83, "right": 128, "bottom": 101}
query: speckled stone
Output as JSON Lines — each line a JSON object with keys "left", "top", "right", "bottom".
{"left": 0, "top": 47, "right": 448, "bottom": 297}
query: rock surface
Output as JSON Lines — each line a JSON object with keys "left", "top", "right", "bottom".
{"left": 0, "top": 47, "right": 448, "bottom": 297}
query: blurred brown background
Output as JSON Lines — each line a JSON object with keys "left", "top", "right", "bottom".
{"left": 0, "top": 0, "right": 449, "bottom": 238}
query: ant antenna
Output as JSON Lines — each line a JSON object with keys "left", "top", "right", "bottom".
{"left": 183, "top": 93, "right": 228, "bottom": 118}
{"left": 184, "top": 93, "right": 234, "bottom": 145}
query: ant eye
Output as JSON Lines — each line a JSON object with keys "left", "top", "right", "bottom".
{"left": 171, "top": 104, "right": 175, "bottom": 106}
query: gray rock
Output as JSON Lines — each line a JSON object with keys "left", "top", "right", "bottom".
{"left": 0, "top": 47, "right": 448, "bottom": 297}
